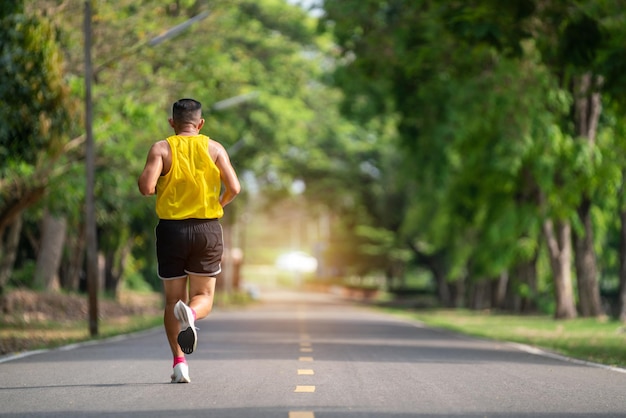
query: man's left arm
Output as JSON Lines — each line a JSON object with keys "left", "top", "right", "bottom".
{"left": 214, "top": 144, "right": 241, "bottom": 207}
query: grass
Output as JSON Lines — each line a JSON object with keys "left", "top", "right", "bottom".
{"left": 0, "top": 288, "right": 164, "bottom": 356}
{"left": 0, "top": 313, "right": 163, "bottom": 355}
{"left": 0, "top": 288, "right": 253, "bottom": 357}
{"left": 386, "top": 307, "right": 626, "bottom": 369}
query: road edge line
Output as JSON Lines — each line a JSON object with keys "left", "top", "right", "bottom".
{"left": 0, "top": 326, "right": 161, "bottom": 364}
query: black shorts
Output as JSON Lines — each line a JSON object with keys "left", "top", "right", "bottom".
{"left": 156, "top": 218, "right": 223, "bottom": 280}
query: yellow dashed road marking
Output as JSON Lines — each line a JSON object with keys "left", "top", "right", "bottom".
{"left": 289, "top": 412, "right": 315, "bottom": 418}
{"left": 293, "top": 310, "right": 316, "bottom": 418}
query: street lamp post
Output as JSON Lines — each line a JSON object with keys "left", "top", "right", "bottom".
{"left": 83, "top": 0, "right": 97, "bottom": 336}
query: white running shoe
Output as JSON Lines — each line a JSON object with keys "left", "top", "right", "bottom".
{"left": 174, "top": 300, "right": 197, "bottom": 354}
{"left": 171, "top": 362, "right": 190, "bottom": 383}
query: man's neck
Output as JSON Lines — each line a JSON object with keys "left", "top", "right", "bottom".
{"left": 175, "top": 129, "right": 199, "bottom": 136}
{"left": 174, "top": 122, "right": 201, "bottom": 136}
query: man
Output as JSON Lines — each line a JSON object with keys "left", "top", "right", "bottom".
{"left": 138, "top": 98, "right": 241, "bottom": 383}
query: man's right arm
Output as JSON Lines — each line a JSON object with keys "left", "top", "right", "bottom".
{"left": 138, "top": 142, "right": 166, "bottom": 196}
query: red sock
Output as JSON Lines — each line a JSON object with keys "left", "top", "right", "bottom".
{"left": 173, "top": 356, "right": 186, "bottom": 367}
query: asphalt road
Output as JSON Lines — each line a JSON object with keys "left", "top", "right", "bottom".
{"left": 1, "top": 290, "right": 625, "bottom": 418}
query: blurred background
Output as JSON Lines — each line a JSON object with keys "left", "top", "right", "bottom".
{"left": 2, "top": 0, "right": 626, "bottom": 325}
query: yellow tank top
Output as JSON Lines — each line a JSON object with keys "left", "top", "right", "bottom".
{"left": 156, "top": 135, "right": 224, "bottom": 220}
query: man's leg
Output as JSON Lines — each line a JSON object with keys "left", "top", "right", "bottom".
{"left": 170, "top": 275, "right": 216, "bottom": 356}
{"left": 188, "top": 274, "right": 217, "bottom": 320}
{"left": 163, "top": 277, "right": 189, "bottom": 358}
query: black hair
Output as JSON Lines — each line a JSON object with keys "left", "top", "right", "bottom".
{"left": 172, "top": 98, "right": 202, "bottom": 125}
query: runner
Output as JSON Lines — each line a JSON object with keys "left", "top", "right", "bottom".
{"left": 138, "top": 98, "right": 241, "bottom": 383}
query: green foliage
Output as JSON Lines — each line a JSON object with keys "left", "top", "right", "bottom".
{"left": 8, "top": 260, "right": 36, "bottom": 289}
{"left": 0, "top": 12, "right": 70, "bottom": 167}
{"left": 0, "top": 7, "right": 74, "bottom": 297}
{"left": 0, "top": 2, "right": 23, "bottom": 19}
{"left": 8, "top": 0, "right": 625, "bottom": 317}
{"left": 13, "top": 0, "right": 367, "bottom": 292}
{"left": 323, "top": 0, "right": 626, "bottom": 314}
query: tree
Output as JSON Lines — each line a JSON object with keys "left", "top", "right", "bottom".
{"left": 0, "top": 6, "right": 73, "bottom": 296}
{"left": 321, "top": 0, "right": 554, "bottom": 308}
{"left": 320, "top": 0, "right": 626, "bottom": 318}
{"left": 15, "top": 0, "right": 358, "bottom": 296}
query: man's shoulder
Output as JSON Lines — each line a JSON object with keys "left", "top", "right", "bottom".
{"left": 207, "top": 138, "right": 226, "bottom": 161}
{"left": 207, "top": 136, "right": 224, "bottom": 146}
{"left": 151, "top": 139, "right": 171, "bottom": 155}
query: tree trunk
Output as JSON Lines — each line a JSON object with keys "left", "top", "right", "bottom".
{"left": 408, "top": 243, "right": 453, "bottom": 307}
{"left": 572, "top": 72, "right": 603, "bottom": 317}
{"left": 0, "top": 187, "right": 45, "bottom": 298}
{"left": 542, "top": 218, "right": 577, "bottom": 319}
{"left": 433, "top": 272, "right": 451, "bottom": 306}
{"left": 452, "top": 275, "right": 465, "bottom": 308}
{"left": 573, "top": 197, "right": 603, "bottom": 316}
{"left": 468, "top": 275, "right": 498, "bottom": 310}
{"left": 104, "top": 239, "right": 132, "bottom": 297}
{"left": 34, "top": 211, "right": 67, "bottom": 291}
{"left": 504, "top": 255, "right": 538, "bottom": 313}
{"left": 468, "top": 281, "right": 480, "bottom": 310}
{"left": 0, "top": 215, "right": 23, "bottom": 297}
{"left": 494, "top": 271, "right": 508, "bottom": 309}
{"left": 0, "top": 187, "right": 46, "bottom": 234}
{"left": 61, "top": 222, "right": 85, "bottom": 291}
{"left": 573, "top": 73, "right": 602, "bottom": 146}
